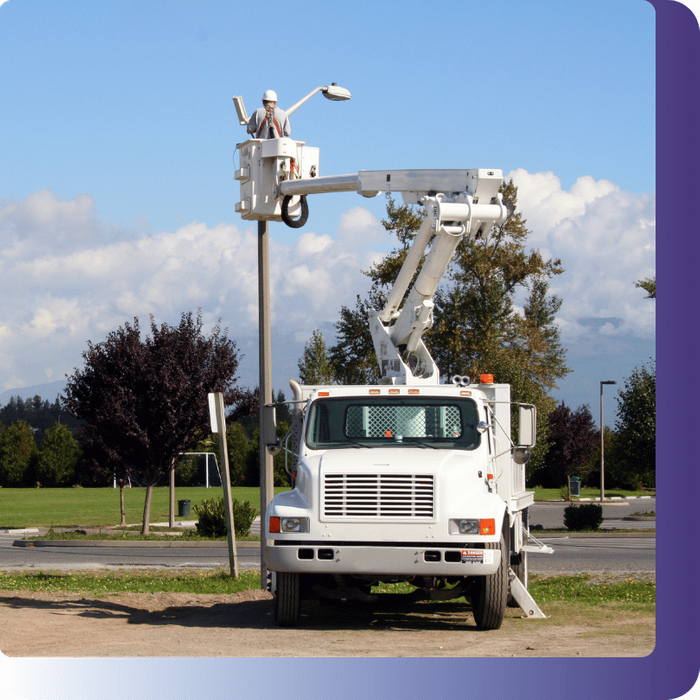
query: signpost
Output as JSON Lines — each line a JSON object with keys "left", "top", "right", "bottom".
{"left": 208, "top": 392, "right": 239, "bottom": 577}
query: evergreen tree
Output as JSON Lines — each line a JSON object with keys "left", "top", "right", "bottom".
{"left": 298, "top": 330, "right": 335, "bottom": 384}
{"left": 609, "top": 360, "right": 656, "bottom": 489}
{"left": 36, "top": 422, "right": 81, "bottom": 487}
{"left": 0, "top": 421, "right": 38, "bottom": 486}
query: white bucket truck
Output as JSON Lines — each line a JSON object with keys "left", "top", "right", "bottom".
{"left": 232, "top": 92, "right": 552, "bottom": 628}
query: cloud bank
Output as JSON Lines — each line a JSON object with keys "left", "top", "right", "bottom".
{"left": 0, "top": 172, "right": 654, "bottom": 393}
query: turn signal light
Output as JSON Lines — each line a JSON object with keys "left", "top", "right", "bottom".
{"left": 269, "top": 516, "right": 281, "bottom": 533}
{"left": 480, "top": 518, "right": 495, "bottom": 535}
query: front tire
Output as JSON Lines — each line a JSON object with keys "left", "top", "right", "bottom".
{"left": 273, "top": 572, "right": 301, "bottom": 627}
{"left": 471, "top": 535, "right": 508, "bottom": 630}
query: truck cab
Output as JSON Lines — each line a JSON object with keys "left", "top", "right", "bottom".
{"left": 266, "top": 378, "right": 543, "bottom": 629}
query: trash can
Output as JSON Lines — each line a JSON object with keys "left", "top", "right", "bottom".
{"left": 177, "top": 499, "right": 191, "bottom": 518}
{"left": 569, "top": 476, "right": 581, "bottom": 497}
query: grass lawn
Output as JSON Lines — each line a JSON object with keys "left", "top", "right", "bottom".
{"left": 0, "top": 569, "right": 655, "bottom": 607}
{"left": 533, "top": 487, "right": 654, "bottom": 501}
{"left": 0, "top": 485, "right": 655, "bottom": 529}
{"left": 0, "top": 486, "right": 288, "bottom": 529}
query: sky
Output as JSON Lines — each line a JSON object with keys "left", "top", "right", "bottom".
{"left": 0, "top": 0, "right": 659, "bottom": 430}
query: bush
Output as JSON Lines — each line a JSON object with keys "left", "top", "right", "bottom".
{"left": 564, "top": 503, "right": 603, "bottom": 531}
{"left": 194, "top": 496, "right": 258, "bottom": 538}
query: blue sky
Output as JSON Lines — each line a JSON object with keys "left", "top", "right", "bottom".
{"left": 0, "top": 0, "right": 658, "bottom": 428}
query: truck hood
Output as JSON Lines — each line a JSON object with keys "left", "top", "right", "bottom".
{"left": 317, "top": 447, "right": 474, "bottom": 472}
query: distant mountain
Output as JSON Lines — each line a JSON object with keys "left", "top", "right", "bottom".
{"left": 0, "top": 380, "right": 68, "bottom": 406}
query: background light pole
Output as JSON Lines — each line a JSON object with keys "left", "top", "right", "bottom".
{"left": 600, "top": 380, "right": 617, "bottom": 501}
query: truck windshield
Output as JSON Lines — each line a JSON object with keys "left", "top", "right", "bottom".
{"left": 306, "top": 396, "right": 481, "bottom": 451}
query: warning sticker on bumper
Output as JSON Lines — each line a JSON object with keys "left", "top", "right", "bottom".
{"left": 461, "top": 549, "right": 495, "bottom": 565}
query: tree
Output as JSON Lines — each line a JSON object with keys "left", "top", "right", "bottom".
{"left": 608, "top": 360, "right": 656, "bottom": 489}
{"left": 330, "top": 295, "right": 382, "bottom": 384}
{"left": 542, "top": 403, "right": 599, "bottom": 496}
{"left": 36, "top": 423, "right": 81, "bottom": 487}
{"left": 63, "top": 311, "right": 240, "bottom": 534}
{"left": 635, "top": 276, "right": 656, "bottom": 299}
{"left": 0, "top": 421, "right": 37, "bottom": 487}
{"left": 298, "top": 330, "right": 335, "bottom": 384}
{"left": 431, "top": 181, "right": 568, "bottom": 396}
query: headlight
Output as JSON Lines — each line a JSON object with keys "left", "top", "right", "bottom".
{"left": 270, "top": 516, "right": 309, "bottom": 533}
{"left": 452, "top": 518, "right": 480, "bottom": 535}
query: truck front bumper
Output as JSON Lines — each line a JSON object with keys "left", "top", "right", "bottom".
{"left": 265, "top": 542, "right": 500, "bottom": 577}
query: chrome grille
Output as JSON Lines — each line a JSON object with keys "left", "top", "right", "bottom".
{"left": 323, "top": 473, "right": 435, "bottom": 518}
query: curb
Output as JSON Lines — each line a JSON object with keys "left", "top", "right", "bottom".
{"left": 13, "top": 539, "right": 260, "bottom": 549}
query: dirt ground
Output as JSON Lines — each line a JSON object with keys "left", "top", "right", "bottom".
{"left": 0, "top": 575, "right": 654, "bottom": 658}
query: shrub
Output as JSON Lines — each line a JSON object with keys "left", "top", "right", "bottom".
{"left": 564, "top": 503, "right": 603, "bottom": 531}
{"left": 194, "top": 496, "right": 258, "bottom": 538}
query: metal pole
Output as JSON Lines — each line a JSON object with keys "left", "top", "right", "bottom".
{"left": 600, "top": 380, "right": 617, "bottom": 502}
{"left": 258, "top": 220, "right": 275, "bottom": 590}
{"left": 600, "top": 382, "right": 605, "bottom": 503}
{"left": 212, "top": 392, "right": 238, "bottom": 577}
{"left": 169, "top": 459, "right": 175, "bottom": 528}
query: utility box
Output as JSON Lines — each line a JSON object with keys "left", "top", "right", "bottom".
{"left": 235, "top": 138, "right": 319, "bottom": 221}
{"left": 569, "top": 476, "right": 581, "bottom": 497}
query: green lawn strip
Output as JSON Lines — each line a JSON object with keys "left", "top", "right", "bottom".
{"left": 0, "top": 486, "right": 289, "bottom": 529}
{"left": 0, "top": 568, "right": 261, "bottom": 595}
{"left": 533, "top": 487, "right": 654, "bottom": 501}
{"left": 27, "top": 529, "right": 260, "bottom": 542}
{"left": 529, "top": 574, "right": 655, "bottom": 606}
{"left": 0, "top": 571, "right": 653, "bottom": 607}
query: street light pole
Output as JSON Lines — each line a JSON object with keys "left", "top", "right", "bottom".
{"left": 241, "top": 83, "right": 351, "bottom": 591}
{"left": 258, "top": 219, "right": 275, "bottom": 590}
{"left": 600, "top": 380, "right": 617, "bottom": 502}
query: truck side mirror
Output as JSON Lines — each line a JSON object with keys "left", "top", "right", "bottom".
{"left": 518, "top": 405, "right": 537, "bottom": 448}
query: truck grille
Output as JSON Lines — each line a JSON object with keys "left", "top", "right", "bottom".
{"left": 323, "top": 473, "right": 435, "bottom": 519}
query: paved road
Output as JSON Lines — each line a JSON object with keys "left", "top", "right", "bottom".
{"left": 528, "top": 535, "right": 655, "bottom": 574}
{"left": 0, "top": 535, "right": 262, "bottom": 571}
{"left": 0, "top": 497, "right": 655, "bottom": 573}
{"left": 528, "top": 498, "right": 655, "bottom": 530}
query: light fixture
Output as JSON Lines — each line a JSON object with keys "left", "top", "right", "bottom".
{"left": 285, "top": 83, "right": 352, "bottom": 115}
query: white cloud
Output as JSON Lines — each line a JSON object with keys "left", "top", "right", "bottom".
{"left": 0, "top": 190, "right": 385, "bottom": 391}
{"left": 507, "top": 169, "right": 655, "bottom": 348}
{"left": 0, "top": 176, "right": 654, "bottom": 393}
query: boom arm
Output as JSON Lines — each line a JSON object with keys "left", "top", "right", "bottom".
{"left": 366, "top": 171, "right": 511, "bottom": 384}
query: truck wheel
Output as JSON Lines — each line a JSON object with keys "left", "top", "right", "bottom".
{"left": 274, "top": 572, "right": 301, "bottom": 627}
{"left": 471, "top": 535, "right": 508, "bottom": 630}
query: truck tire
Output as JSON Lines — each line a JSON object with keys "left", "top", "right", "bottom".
{"left": 274, "top": 572, "right": 301, "bottom": 627}
{"left": 471, "top": 535, "right": 508, "bottom": 630}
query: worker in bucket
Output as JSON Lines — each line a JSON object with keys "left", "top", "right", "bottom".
{"left": 247, "top": 90, "right": 291, "bottom": 139}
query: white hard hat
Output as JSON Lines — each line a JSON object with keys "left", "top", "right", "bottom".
{"left": 262, "top": 90, "right": 278, "bottom": 102}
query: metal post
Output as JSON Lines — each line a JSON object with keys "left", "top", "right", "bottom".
{"left": 600, "top": 380, "right": 617, "bottom": 502}
{"left": 169, "top": 459, "right": 175, "bottom": 528}
{"left": 258, "top": 220, "right": 275, "bottom": 590}
{"left": 212, "top": 392, "right": 239, "bottom": 577}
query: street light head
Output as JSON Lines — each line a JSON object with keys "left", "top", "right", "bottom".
{"left": 601, "top": 380, "right": 617, "bottom": 385}
{"left": 321, "top": 83, "right": 352, "bottom": 101}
